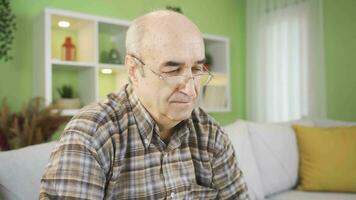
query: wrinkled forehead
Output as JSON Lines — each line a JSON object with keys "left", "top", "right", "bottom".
{"left": 142, "top": 31, "right": 204, "bottom": 61}
{"left": 138, "top": 15, "right": 205, "bottom": 63}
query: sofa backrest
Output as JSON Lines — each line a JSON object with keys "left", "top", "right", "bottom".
{"left": 244, "top": 119, "right": 313, "bottom": 197}
{"left": 224, "top": 118, "right": 356, "bottom": 199}
{"left": 0, "top": 142, "right": 56, "bottom": 200}
{"left": 224, "top": 121, "right": 265, "bottom": 200}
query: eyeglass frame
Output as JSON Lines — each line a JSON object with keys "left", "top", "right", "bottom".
{"left": 129, "top": 54, "right": 213, "bottom": 86}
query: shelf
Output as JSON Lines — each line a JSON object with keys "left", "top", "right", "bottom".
{"left": 200, "top": 85, "right": 228, "bottom": 111}
{"left": 51, "top": 15, "right": 96, "bottom": 63}
{"left": 60, "top": 108, "right": 80, "bottom": 116}
{"left": 98, "top": 63, "right": 125, "bottom": 69}
{"left": 34, "top": 8, "right": 231, "bottom": 113}
{"left": 209, "top": 72, "right": 228, "bottom": 86}
{"left": 52, "top": 66, "right": 97, "bottom": 106}
{"left": 52, "top": 60, "right": 96, "bottom": 69}
{"left": 98, "top": 22, "right": 127, "bottom": 65}
{"left": 204, "top": 36, "right": 229, "bottom": 74}
{"left": 98, "top": 66, "right": 128, "bottom": 100}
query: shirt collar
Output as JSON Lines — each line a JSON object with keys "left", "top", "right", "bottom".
{"left": 166, "top": 120, "right": 190, "bottom": 151}
{"left": 125, "top": 84, "right": 157, "bottom": 149}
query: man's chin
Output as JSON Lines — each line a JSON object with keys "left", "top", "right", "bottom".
{"left": 165, "top": 101, "right": 195, "bottom": 121}
{"left": 167, "top": 108, "right": 193, "bottom": 121}
{"left": 169, "top": 101, "right": 196, "bottom": 109}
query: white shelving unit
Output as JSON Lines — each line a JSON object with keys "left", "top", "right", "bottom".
{"left": 201, "top": 34, "right": 231, "bottom": 112}
{"left": 33, "top": 8, "right": 231, "bottom": 115}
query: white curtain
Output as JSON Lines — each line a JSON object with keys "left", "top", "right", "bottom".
{"left": 246, "top": 0, "right": 326, "bottom": 122}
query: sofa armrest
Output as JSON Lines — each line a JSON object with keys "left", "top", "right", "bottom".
{"left": 0, "top": 142, "right": 56, "bottom": 200}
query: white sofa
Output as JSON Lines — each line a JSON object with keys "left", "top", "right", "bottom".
{"left": 0, "top": 141, "right": 56, "bottom": 200}
{"left": 224, "top": 118, "right": 356, "bottom": 200}
{"left": 0, "top": 118, "right": 355, "bottom": 200}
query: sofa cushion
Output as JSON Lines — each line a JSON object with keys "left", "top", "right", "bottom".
{"left": 246, "top": 122, "right": 298, "bottom": 196}
{"left": 224, "top": 120, "right": 265, "bottom": 199}
{"left": 266, "top": 190, "right": 356, "bottom": 200}
{"left": 0, "top": 142, "right": 56, "bottom": 200}
{"left": 245, "top": 119, "right": 313, "bottom": 197}
{"left": 293, "top": 125, "right": 356, "bottom": 193}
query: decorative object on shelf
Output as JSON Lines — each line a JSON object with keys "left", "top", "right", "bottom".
{"left": 0, "top": 97, "right": 68, "bottom": 151}
{"left": 107, "top": 48, "right": 121, "bottom": 64}
{"left": 0, "top": 0, "right": 16, "bottom": 62}
{"left": 61, "top": 36, "right": 76, "bottom": 61}
{"left": 166, "top": 6, "right": 183, "bottom": 13}
{"left": 100, "top": 36, "right": 121, "bottom": 64}
{"left": 204, "top": 53, "right": 213, "bottom": 70}
{"left": 56, "top": 85, "right": 80, "bottom": 109}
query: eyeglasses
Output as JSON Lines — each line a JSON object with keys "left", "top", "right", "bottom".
{"left": 130, "top": 54, "right": 213, "bottom": 86}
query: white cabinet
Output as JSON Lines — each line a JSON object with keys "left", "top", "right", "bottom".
{"left": 33, "top": 8, "right": 231, "bottom": 115}
{"left": 200, "top": 35, "right": 231, "bottom": 112}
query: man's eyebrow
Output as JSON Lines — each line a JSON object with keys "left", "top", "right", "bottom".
{"left": 162, "top": 59, "right": 206, "bottom": 67}
{"left": 196, "top": 59, "right": 206, "bottom": 65}
{"left": 162, "top": 61, "right": 184, "bottom": 67}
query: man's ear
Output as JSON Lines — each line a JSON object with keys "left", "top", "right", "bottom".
{"left": 125, "top": 55, "right": 139, "bottom": 85}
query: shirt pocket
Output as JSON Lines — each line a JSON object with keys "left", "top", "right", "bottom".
{"left": 185, "top": 183, "right": 218, "bottom": 200}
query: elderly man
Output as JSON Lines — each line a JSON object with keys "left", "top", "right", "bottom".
{"left": 40, "top": 10, "right": 249, "bottom": 199}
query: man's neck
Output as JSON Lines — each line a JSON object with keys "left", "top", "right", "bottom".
{"left": 133, "top": 91, "right": 181, "bottom": 142}
{"left": 155, "top": 117, "right": 179, "bottom": 143}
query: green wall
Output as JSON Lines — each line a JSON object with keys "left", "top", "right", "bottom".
{"left": 0, "top": 0, "right": 246, "bottom": 125}
{"left": 2, "top": 0, "right": 355, "bottom": 124}
{"left": 323, "top": 0, "right": 356, "bottom": 121}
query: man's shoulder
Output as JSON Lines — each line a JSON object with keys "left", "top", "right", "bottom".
{"left": 191, "top": 107, "right": 221, "bottom": 130}
{"left": 64, "top": 90, "right": 130, "bottom": 140}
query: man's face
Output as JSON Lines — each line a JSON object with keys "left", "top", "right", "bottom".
{"left": 134, "top": 27, "right": 205, "bottom": 124}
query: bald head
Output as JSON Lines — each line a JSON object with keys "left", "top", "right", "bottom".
{"left": 125, "top": 10, "right": 206, "bottom": 126}
{"left": 125, "top": 10, "right": 204, "bottom": 57}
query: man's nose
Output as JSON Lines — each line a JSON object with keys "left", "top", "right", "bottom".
{"left": 179, "top": 77, "right": 197, "bottom": 98}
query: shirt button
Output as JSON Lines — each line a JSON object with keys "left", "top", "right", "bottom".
{"left": 144, "top": 139, "right": 149, "bottom": 145}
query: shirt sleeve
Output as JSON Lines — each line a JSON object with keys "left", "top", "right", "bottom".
{"left": 39, "top": 131, "right": 106, "bottom": 200}
{"left": 212, "top": 128, "right": 250, "bottom": 200}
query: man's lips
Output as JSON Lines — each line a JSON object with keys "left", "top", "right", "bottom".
{"left": 170, "top": 101, "right": 191, "bottom": 104}
{"left": 169, "top": 98, "right": 194, "bottom": 104}
{"left": 169, "top": 94, "right": 195, "bottom": 104}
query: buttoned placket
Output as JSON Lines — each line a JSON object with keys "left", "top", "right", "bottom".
{"left": 160, "top": 151, "right": 178, "bottom": 200}
{"left": 159, "top": 129, "right": 190, "bottom": 200}
{"left": 131, "top": 89, "right": 191, "bottom": 199}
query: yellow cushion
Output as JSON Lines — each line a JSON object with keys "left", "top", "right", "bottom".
{"left": 292, "top": 125, "right": 356, "bottom": 193}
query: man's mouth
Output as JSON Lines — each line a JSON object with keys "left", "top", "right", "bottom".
{"left": 169, "top": 94, "right": 195, "bottom": 104}
{"left": 170, "top": 101, "right": 191, "bottom": 104}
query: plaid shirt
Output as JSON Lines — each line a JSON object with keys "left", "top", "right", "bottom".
{"left": 40, "top": 84, "right": 249, "bottom": 200}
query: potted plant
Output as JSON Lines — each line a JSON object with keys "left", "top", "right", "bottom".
{"left": 56, "top": 85, "right": 80, "bottom": 109}
{"left": 0, "top": 97, "right": 68, "bottom": 151}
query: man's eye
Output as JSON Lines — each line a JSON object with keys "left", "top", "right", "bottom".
{"left": 163, "top": 68, "right": 181, "bottom": 75}
{"left": 192, "top": 66, "right": 204, "bottom": 74}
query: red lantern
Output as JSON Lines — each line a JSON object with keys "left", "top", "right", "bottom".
{"left": 61, "top": 36, "right": 76, "bottom": 61}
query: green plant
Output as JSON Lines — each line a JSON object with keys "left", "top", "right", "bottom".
{"left": 166, "top": 6, "right": 183, "bottom": 13}
{"left": 57, "top": 85, "right": 74, "bottom": 98}
{"left": 0, "top": 0, "right": 17, "bottom": 62}
{"left": 0, "top": 97, "right": 69, "bottom": 151}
